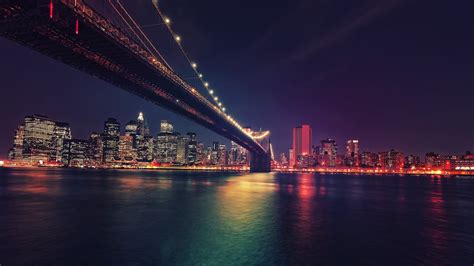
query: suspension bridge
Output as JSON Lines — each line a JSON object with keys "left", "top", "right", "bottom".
{"left": 0, "top": 0, "right": 271, "bottom": 172}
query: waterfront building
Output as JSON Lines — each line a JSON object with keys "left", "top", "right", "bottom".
{"left": 62, "top": 139, "right": 88, "bottom": 167}
{"left": 291, "top": 124, "right": 313, "bottom": 167}
{"left": 12, "top": 115, "right": 71, "bottom": 163}
{"left": 176, "top": 135, "right": 190, "bottom": 164}
{"left": 405, "top": 154, "right": 420, "bottom": 168}
{"left": 228, "top": 141, "right": 239, "bottom": 165}
{"left": 425, "top": 152, "right": 441, "bottom": 168}
{"left": 345, "top": 139, "right": 360, "bottom": 167}
{"left": 186, "top": 133, "right": 197, "bottom": 165}
{"left": 137, "top": 135, "right": 154, "bottom": 162}
{"left": 8, "top": 124, "right": 25, "bottom": 161}
{"left": 102, "top": 118, "right": 120, "bottom": 163}
{"left": 211, "top": 142, "right": 219, "bottom": 165}
{"left": 155, "top": 121, "right": 179, "bottom": 163}
{"left": 51, "top": 122, "right": 72, "bottom": 162}
{"left": 361, "top": 151, "right": 377, "bottom": 167}
{"left": 454, "top": 153, "right": 474, "bottom": 170}
{"left": 218, "top": 144, "right": 227, "bottom": 166}
{"left": 87, "top": 132, "right": 103, "bottom": 165}
{"left": 378, "top": 150, "right": 404, "bottom": 169}
{"left": 238, "top": 144, "right": 249, "bottom": 165}
{"left": 119, "top": 135, "right": 135, "bottom": 161}
{"left": 319, "top": 139, "right": 337, "bottom": 167}
{"left": 196, "top": 142, "right": 205, "bottom": 164}
{"left": 204, "top": 146, "right": 213, "bottom": 165}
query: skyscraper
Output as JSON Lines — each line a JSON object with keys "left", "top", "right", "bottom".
{"left": 119, "top": 135, "right": 135, "bottom": 161}
{"left": 291, "top": 124, "right": 313, "bottom": 167}
{"left": 186, "top": 133, "right": 197, "bottom": 165}
{"left": 8, "top": 124, "right": 25, "bottom": 161}
{"left": 136, "top": 112, "right": 150, "bottom": 136}
{"left": 102, "top": 118, "right": 120, "bottom": 163}
{"left": 138, "top": 135, "right": 154, "bottom": 162}
{"left": 211, "top": 141, "right": 219, "bottom": 165}
{"left": 176, "top": 135, "right": 189, "bottom": 164}
{"left": 125, "top": 120, "right": 138, "bottom": 136}
{"left": 87, "top": 132, "right": 103, "bottom": 165}
{"left": 378, "top": 149, "right": 404, "bottom": 169}
{"left": 62, "top": 139, "right": 88, "bottom": 167}
{"left": 218, "top": 144, "right": 227, "bottom": 166}
{"left": 51, "top": 122, "right": 72, "bottom": 162}
{"left": 16, "top": 115, "right": 71, "bottom": 163}
{"left": 155, "top": 120, "right": 178, "bottom": 163}
{"left": 196, "top": 142, "right": 205, "bottom": 165}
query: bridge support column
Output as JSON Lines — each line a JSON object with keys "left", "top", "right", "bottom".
{"left": 250, "top": 152, "right": 271, "bottom": 173}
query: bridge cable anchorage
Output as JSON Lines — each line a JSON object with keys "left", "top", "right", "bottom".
{"left": 150, "top": 2, "right": 232, "bottom": 117}
{"left": 108, "top": 0, "right": 173, "bottom": 70}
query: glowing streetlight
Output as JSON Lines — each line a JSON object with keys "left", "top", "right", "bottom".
{"left": 191, "top": 62, "right": 197, "bottom": 68}
{"left": 164, "top": 17, "right": 171, "bottom": 24}
{"left": 175, "top": 35, "right": 181, "bottom": 42}
{"left": 198, "top": 74, "right": 203, "bottom": 78}
{"left": 218, "top": 102, "right": 222, "bottom": 107}
{"left": 214, "top": 97, "right": 218, "bottom": 101}
{"left": 209, "top": 90, "right": 214, "bottom": 94}
{"left": 204, "top": 82, "right": 209, "bottom": 87}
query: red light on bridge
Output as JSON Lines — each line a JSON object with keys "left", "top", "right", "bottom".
{"left": 49, "top": 1, "right": 53, "bottom": 19}
{"left": 75, "top": 19, "right": 79, "bottom": 35}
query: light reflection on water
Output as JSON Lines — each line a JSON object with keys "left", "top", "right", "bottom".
{"left": 0, "top": 168, "right": 473, "bottom": 265}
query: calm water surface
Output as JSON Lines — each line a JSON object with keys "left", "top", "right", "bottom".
{"left": 0, "top": 168, "right": 473, "bottom": 265}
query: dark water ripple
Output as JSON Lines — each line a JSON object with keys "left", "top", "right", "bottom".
{"left": 0, "top": 168, "right": 473, "bottom": 265}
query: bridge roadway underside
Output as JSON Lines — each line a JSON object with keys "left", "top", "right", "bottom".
{"left": 0, "top": 1, "right": 270, "bottom": 172}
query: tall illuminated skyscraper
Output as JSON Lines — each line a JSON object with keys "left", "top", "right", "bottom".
{"left": 11, "top": 115, "right": 71, "bottom": 163}
{"left": 102, "top": 118, "right": 120, "bottom": 163}
{"left": 136, "top": 112, "right": 150, "bottom": 136}
{"left": 291, "top": 124, "right": 313, "bottom": 167}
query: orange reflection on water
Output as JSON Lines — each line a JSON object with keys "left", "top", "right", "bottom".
{"left": 216, "top": 173, "right": 277, "bottom": 230}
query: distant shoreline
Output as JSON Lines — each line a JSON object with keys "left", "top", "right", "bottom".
{"left": 1, "top": 165, "right": 473, "bottom": 177}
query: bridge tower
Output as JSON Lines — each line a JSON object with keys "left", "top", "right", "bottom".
{"left": 246, "top": 128, "right": 272, "bottom": 172}
{"left": 250, "top": 152, "right": 271, "bottom": 172}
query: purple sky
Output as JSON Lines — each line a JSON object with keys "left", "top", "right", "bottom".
{"left": 0, "top": 0, "right": 472, "bottom": 158}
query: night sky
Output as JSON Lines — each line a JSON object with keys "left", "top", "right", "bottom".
{"left": 0, "top": 0, "right": 473, "bottom": 158}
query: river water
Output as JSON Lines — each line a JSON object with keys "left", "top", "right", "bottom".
{"left": 0, "top": 168, "right": 473, "bottom": 265}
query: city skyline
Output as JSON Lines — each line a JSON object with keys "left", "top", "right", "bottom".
{"left": 0, "top": 1, "right": 472, "bottom": 158}
{"left": 5, "top": 112, "right": 473, "bottom": 173}
{"left": 5, "top": 112, "right": 257, "bottom": 168}
{"left": 3, "top": 111, "right": 474, "bottom": 161}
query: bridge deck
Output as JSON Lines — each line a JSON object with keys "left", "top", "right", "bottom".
{"left": 0, "top": 0, "right": 267, "bottom": 158}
